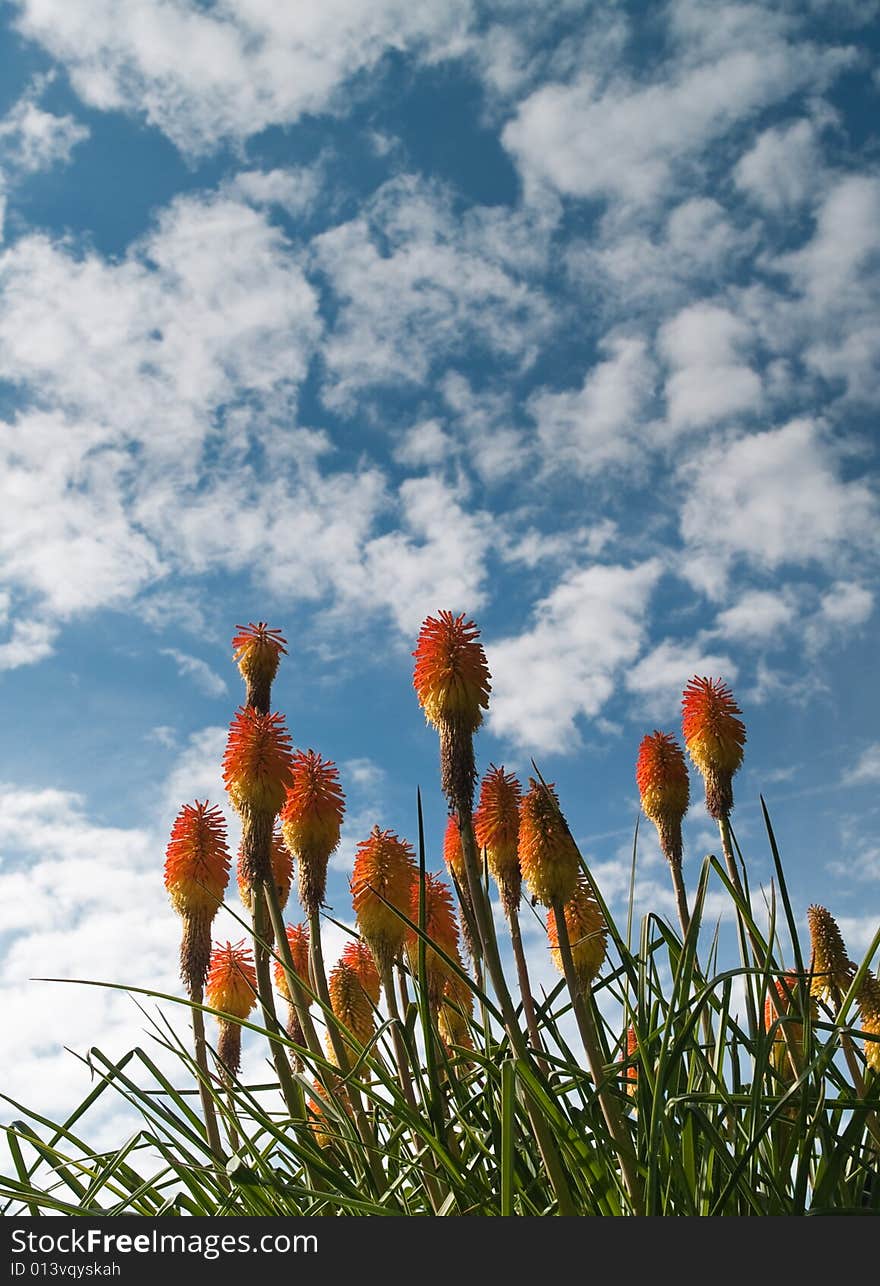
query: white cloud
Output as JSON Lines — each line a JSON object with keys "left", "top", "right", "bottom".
{"left": 659, "top": 303, "right": 761, "bottom": 431}
{"left": 843, "top": 744, "right": 880, "bottom": 787}
{"left": 714, "top": 589, "right": 797, "bottom": 643}
{"left": 227, "top": 166, "right": 323, "bottom": 218}
{"left": 734, "top": 118, "right": 823, "bottom": 212}
{"left": 487, "top": 560, "right": 663, "bottom": 753}
{"left": 679, "top": 419, "right": 877, "bottom": 596}
{"left": 528, "top": 335, "right": 656, "bottom": 474}
{"left": 394, "top": 419, "right": 453, "bottom": 469}
{"left": 312, "top": 176, "right": 553, "bottom": 410}
{"left": 12, "top": 0, "right": 474, "bottom": 154}
{"left": 625, "top": 638, "right": 738, "bottom": 720}
{"left": 0, "top": 617, "right": 58, "bottom": 670}
{"left": 160, "top": 648, "right": 228, "bottom": 698}
{"left": 0, "top": 82, "right": 88, "bottom": 174}
{"left": 502, "top": 16, "right": 852, "bottom": 206}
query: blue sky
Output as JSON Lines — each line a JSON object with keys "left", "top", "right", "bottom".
{"left": 0, "top": 0, "right": 878, "bottom": 1134}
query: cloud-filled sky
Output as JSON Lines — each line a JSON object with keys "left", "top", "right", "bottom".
{"left": 0, "top": 0, "right": 878, "bottom": 1140}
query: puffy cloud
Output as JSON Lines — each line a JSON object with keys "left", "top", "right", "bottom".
{"left": 659, "top": 302, "right": 761, "bottom": 432}
{"left": 160, "top": 648, "right": 228, "bottom": 699}
{"left": 0, "top": 82, "right": 88, "bottom": 173}
{"left": 733, "top": 118, "right": 823, "bottom": 212}
{"left": 625, "top": 638, "right": 737, "bottom": 719}
{"left": 487, "top": 560, "right": 663, "bottom": 753}
{"left": 843, "top": 744, "right": 880, "bottom": 787}
{"left": 713, "top": 589, "right": 798, "bottom": 643}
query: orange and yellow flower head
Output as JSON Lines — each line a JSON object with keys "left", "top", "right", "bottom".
{"left": 438, "top": 971, "right": 474, "bottom": 1053}
{"left": 681, "top": 677, "right": 746, "bottom": 819}
{"left": 222, "top": 706, "right": 294, "bottom": 818}
{"left": 856, "top": 972, "right": 880, "bottom": 1074}
{"left": 273, "top": 922, "right": 310, "bottom": 1001}
{"left": 636, "top": 732, "right": 689, "bottom": 866}
{"left": 340, "top": 939, "right": 381, "bottom": 1006}
{"left": 327, "top": 960, "right": 376, "bottom": 1063}
{"left": 474, "top": 765, "right": 522, "bottom": 915}
{"left": 763, "top": 972, "right": 816, "bottom": 1078}
{"left": 280, "top": 750, "right": 345, "bottom": 916}
{"left": 518, "top": 779, "right": 580, "bottom": 908}
{"left": 807, "top": 905, "right": 854, "bottom": 1003}
{"left": 405, "top": 872, "right": 462, "bottom": 1007}
{"left": 547, "top": 877, "right": 607, "bottom": 985}
{"left": 231, "top": 622, "right": 287, "bottom": 713}
{"left": 413, "top": 611, "right": 491, "bottom": 810}
{"left": 622, "top": 1025, "right": 638, "bottom": 1099}
{"left": 351, "top": 826, "right": 417, "bottom": 972}
{"left": 206, "top": 940, "right": 257, "bottom": 1075}
{"left": 164, "top": 800, "right": 231, "bottom": 995}
{"left": 238, "top": 827, "right": 293, "bottom": 912}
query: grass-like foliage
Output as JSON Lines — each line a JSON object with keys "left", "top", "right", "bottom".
{"left": 2, "top": 618, "right": 878, "bottom": 1216}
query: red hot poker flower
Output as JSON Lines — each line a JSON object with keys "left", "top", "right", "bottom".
{"left": 222, "top": 706, "right": 294, "bottom": 817}
{"left": 547, "top": 878, "right": 607, "bottom": 986}
{"left": 231, "top": 622, "right": 287, "bottom": 712}
{"left": 280, "top": 750, "right": 345, "bottom": 916}
{"left": 273, "top": 922, "right": 310, "bottom": 1001}
{"left": 681, "top": 677, "right": 746, "bottom": 819}
{"left": 405, "top": 872, "right": 463, "bottom": 1007}
{"left": 340, "top": 939, "right": 381, "bottom": 1006}
{"left": 474, "top": 764, "right": 522, "bottom": 915}
{"left": 518, "top": 779, "right": 580, "bottom": 908}
{"left": 205, "top": 940, "right": 257, "bottom": 1075}
{"left": 636, "top": 731, "right": 689, "bottom": 867}
{"left": 351, "top": 826, "right": 417, "bottom": 972}
{"left": 164, "top": 800, "right": 231, "bottom": 995}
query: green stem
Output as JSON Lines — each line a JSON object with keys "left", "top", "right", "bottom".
{"left": 252, "top": 886, "right": 306, "bottom": 1121}
{"left": 718, "top": 814, "right": 759, "bottom": 1043}
{"left": 189, "top": 986, "right": 224, "bottom": 1164}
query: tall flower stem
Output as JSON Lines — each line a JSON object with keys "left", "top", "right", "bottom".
{"left": 251, "top": 885, "right": 306, "bottom": 1122}
{"left": 506, "top": 902, "right": 546, "bottom": 1069}
{"left": 189, "top": 988, "right": 224, "bottom": 1161}
{"left": 718, "top": 814, "right": 759, "bottom": 1042}
{"left": 552, "top": 897, "right": 645, "bottom": 1215}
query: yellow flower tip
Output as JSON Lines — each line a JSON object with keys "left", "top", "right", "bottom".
{"left": 205, "top": 940, "right": 257, "bottom": 1022}
{"left": 856, "top": 972, "right": 880, "bottom": 1074}
{"left": 340, "top": 939, "right": 381, "bottom": 1006}
{"left": 164, "top": 800, "right": 231, "bottom": 917}
{"left": 546, "top": 876, "right": 607, "bottom": 985}
{"left": 231, "top": 622, "right": 287, "bottom": 690}
{"left": 412, "top": 610, "right": 491, "bottom": 734}
{"left": 237, "top": 827, "right": 293, "bottom": 911}
{"left": 681, "top": 676, "right": 746, "bottom": 818}
{"left": 518, "top": 778, "right": 580, "bottom": 908}
{"left": 806, "top": 904, "right": 855, "bottom": 1002}
{"left": 222, "top": 706, "right": 294, "bottom": 816}
{"left": 350, "top": 826, "right": 417, "bottom": 969}
{"left": 474, "top": 764, "right": 522, "bottom": 897}
{"left": 273, "top": 922, "right": 310, "bottom": 999}
{"left": 327, "top": 960, "right": 376, "bottom": 1056}
{"left": 405, "top": 872, "right": 462, "bottom": 1004}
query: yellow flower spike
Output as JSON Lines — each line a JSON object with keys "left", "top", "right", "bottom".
{"left": 340, "top": 939, "right": 381, "bottom": 1006}
{"left": 474, "top": 764, "right": 522, "bottom": 917}
{"left": 518, "top": 778, "right": 580, "bottom": 908}
{"left": 163, "top": 801, "right": 231, "bottom": 996}
{"left": 280, "top": 750, "right": 345, "bottom": 917}
{"left": 681, "top": 677, "right": 746, "bottom": 819}
{"left": 231, "top": 622, "right": 287, "bottom": 714}
{"left": 546, "top": 877, "right": 607, "bottom": 986}
{"left": 326, "top": 960, "right": 376, "bottom": 1063}
{"left": 350, "top": 826, "right": 417, "bottom": 973}
{"left": 405, "top": 872, "right": 463, "bottom": 1008}
{"left": 856, "top": 972, "right": 880, "bottom": 1074}
{"left": 205, "top": 940, "right": 257, "bottom": 1076}
{"left": 222, "top": 706, "right": 294, "bottom": 819}
{"left": 806, "top": 904, "right": 855, "bottom": 1003}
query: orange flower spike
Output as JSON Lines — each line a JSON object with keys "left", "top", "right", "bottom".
{"left": 413, "top": 610, "right": 491, "bottom": 810}
{"left": 681, "top": 677, "right": 746, "bottom": 819}
{"left": 806, "top": 905, "right": 854, "bottom": 1003}
{"left": 474, "top": 764, "right": 522, "bottom": 914}
{"left": 547, "top": 877, "right": 607, "bottom": 985}
{"left": 238, "top": 828, "right": 293, "bottom": 912}
{"left": 438, "top": 971, "right": 474, "bottom": 1052}
{"left": 340, "top": 939, "right": 381, "bottom": 1006}
{"left": 518, "top": 778, "right": 580, "bottom": 908}
{"left": 856, "top": 972, "right": 880, "bottom": 1074}
{"left": 350, "top": 826, "right": 417, "bottom": 972}
{"left": 273, "top": 922, "right": 310, "bottom": 1000}
{"left": 443, "top": 815, "right": 466, "bottom": 888}
{"left": 231, "top": 622, "right": 287, "bottom": 713}
{"left": 405, "top": 872, "right": 462, "bottom": 1006}
{"left": 636, "top": 732, "right": 689, "bottom": 866}
{"left": 163, "top": 801, "right": 231, "bottom": 995}
{"left": 280, "top": 750, "right": 345, "bottom": 916}
{"left": 205, "top": 940, "right": 257, "bottom": 1075}
{"left": 327, "top": 961, "right": 376, "bottom": 1062}
{"left": 222, "top": 706, "right": 294, "bottom": 818}
{"left": 763, "top": 972, "right": 815, "bottom": 1077}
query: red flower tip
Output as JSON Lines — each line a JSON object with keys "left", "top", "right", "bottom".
{"left": 205, "top": 940, "right": 257, "bottom": 1021}
{"left": 280, "top": 750, "right": 345, "bottom": 860}
{"left": 412, "top": 611, "right": 491, "bottom": 733}
{"left": 340, "top": 939, "right": 381, "bottom": 1006}
{"left": 681, "top": 677, "right": 746, "bottom": 783}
